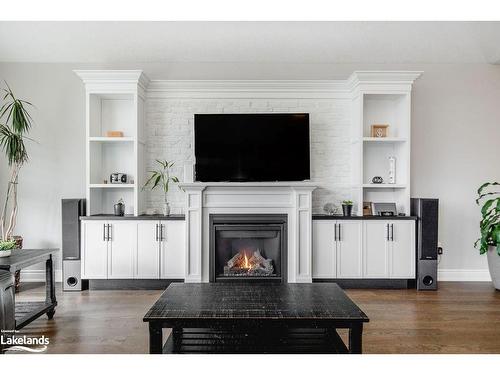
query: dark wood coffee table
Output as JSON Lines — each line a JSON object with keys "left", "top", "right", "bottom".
{"left": 143, "top": 283, "right": 369, "bottom": 354}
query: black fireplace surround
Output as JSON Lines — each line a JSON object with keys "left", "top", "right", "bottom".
{"left": 209, "top": 214, "right": 287, "bottom": 283}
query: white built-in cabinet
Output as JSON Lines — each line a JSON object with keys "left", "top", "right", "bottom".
{"left": 81, "top": 220, "right": 185, "bottom": 280}
{"left": 313, "top": 219, "right": 415, "bottom": 279}
{"left": 312, "top": 220, "right": 362, "bottom": 279}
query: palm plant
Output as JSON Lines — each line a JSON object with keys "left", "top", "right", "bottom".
{"left": 0, "top": 83, "right": 34, "bottom": 241}
{"left": 142, "top": 160, "right": 182, "bottom": 215}
{"left": 475, "top": 182, "right": 500, "bottom": 255}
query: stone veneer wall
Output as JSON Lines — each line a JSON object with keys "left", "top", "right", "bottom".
{"left": 145, "top": 98, "right": 352, "bottom": 214}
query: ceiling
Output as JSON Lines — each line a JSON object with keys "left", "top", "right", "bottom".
{"left": 1, "top": 21, "right": 499, "bottom": 64}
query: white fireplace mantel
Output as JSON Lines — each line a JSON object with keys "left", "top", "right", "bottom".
{"left": 179, "top": 182, "right": 317, "bottom": 283}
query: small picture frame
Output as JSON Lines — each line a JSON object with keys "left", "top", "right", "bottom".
{"left": 371, "top": 124, "right": 389, "bottom": 138}
{"left": 363, "top": 201, "right": 373, "bottom": 216}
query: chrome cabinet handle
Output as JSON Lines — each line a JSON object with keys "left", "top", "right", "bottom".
{"left": 338, "top": 223, "right": 341, "bottom": 242}
{"left": 107, "top": 224, "right": 112, "bottom": 241}
{"left": 334, "top": 223, "right": 337, "bottom": 242}
{"left": 103, "top": 223, "right": 106, "bottom": 241}
{"left": 155, "top": 224, "right": 159, "bottom": 242}
{"left": 391, "top": 224, "right": 394, "bottom": 241}
{"left": 161, "top": 224, "right": 165, "bottom": 242}
{"left": 386, "top": 223, "right": 390, "bottom": 241}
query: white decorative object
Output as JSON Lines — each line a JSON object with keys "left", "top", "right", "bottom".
{"left": 163, "top": 202, "right": 171, "bottom": 216}
{"left": 388, "top": 156, "right": 396, "bottom": 184}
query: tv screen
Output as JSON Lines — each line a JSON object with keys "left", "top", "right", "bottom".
{"left": 194, "top": 113, "right": 310, "bottom": 182}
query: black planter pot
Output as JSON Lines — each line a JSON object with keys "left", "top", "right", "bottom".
{"left": 342, "top": 204, "right": 353, "bottom": 217}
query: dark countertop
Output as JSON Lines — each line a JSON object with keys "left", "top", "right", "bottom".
{"left": 313, "top": 214, "right": 417, "bottom": 220}
{"left": 80, "top": 214, "right": 185, "bottom": 221}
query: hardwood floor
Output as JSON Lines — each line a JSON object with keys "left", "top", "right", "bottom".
{"left": 12, "top": 282, "right": 500, "bottom": 354}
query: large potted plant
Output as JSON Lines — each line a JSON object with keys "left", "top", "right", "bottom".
{"left": 475, "top": 182, "right": 500, "bottom": 290}
{"left": 143, "top": 159, "right": 182, "bottom": 216}
{"left": 0, "top": 84, "right": 34, "bottom": 290}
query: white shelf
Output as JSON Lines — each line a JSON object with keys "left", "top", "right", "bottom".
{"left": 362, "top": 184, "right": 407, "bottom": 189}
{"left": 363, "top": 137, "right": 407, "bottom": 143}
{"left": 89, "top": 137, "right": 135, "bottom": 142}
{"left": 89, "top": 184, "right": 135, "bottom": 189}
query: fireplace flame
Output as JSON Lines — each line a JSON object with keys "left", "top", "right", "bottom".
{"left": 244, "top": 252, "right": 250, "bottom": 269}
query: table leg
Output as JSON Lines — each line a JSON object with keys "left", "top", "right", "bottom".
{"left": 149, "top": 323, "right": 163, "bottom": 354}
{"left": 45, "top": 255, "right": 56, "bottom": 319}
{"left": 172, "top": 327, "right": 183, "bottom": 353}
{"left": 348, "top": 323, "right": 363, "bottom": 354}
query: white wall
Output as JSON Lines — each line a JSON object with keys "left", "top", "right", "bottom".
{"left": 1, "top": 62, "right": 499, "bottom": 279}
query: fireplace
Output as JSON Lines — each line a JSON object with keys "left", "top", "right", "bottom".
{"left": 209, "top": 214, "right": 287, "bottom": 282}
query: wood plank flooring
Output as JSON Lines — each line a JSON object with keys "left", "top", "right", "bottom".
{"left": 12, "top": 282, "right": 500, "bottom": 354}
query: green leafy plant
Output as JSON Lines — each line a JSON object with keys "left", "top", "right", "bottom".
{"left": 0, "top": 239, "right": 16, "bottom": 251}
{"left": 0, "top": 83, "right": 34, "bottom": 240}
{"left": 475, "top": 182, "right": 500, "bottom": 256}
{"left": 142, "top": 160, "right": 182, "bottom": 206}
{"left": 342, "top": 200, "right": 353, "bottom": 206}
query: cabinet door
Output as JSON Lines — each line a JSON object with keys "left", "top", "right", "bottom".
{"left": 389, "top": 221, "right": 416, "bottom": 278}
{"left": 107, "top": 221, "right": 136, "bottom": 279}
{"left": 336, "top": 221, "right": 363, "bottom": 278}
{"left": 136, "top": 221, "right": 160, "bottom": 279}
{"left": 160, "top": 221, "right": 185, "bottom": 279}
{"left": 81, "top": 221, "right": 108, "bottom": 279}
{"left": 363, "top": 221, "right": 389, "bottom": 278}
{"left": 312, "top": 221, "right": 336, "bottom": 278}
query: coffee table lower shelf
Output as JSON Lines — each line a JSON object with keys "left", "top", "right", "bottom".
{"left": 162, "top": 328, "right": 349, "bottom": 354}
{"left": 15, "top": 301, "right": 57, "bottom": 329}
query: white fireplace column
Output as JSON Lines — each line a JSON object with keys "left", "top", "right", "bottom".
{"left": 179, "top": 182, "right": 317, "bottom": 283}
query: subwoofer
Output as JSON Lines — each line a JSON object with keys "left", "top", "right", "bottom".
{"left": 62, "top": 199, "right": 88, "bottom": 291}
{"left": 411, "top": 198, "right": 439, "bottom": 290}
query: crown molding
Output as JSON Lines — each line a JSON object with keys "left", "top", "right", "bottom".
{"left": 347, "top": 71, "right": 423, "bottom": 92}
{"left": 74, "top": 70, "right": 150, "bottom": 93}
{"left": 147, "top": 80, "right": 350, "bottom": 99}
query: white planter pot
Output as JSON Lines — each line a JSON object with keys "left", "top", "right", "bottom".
{"left": 487, "top": 245, "right": 500, "bottom": 290}
{"left": 0, "top": 250, "right": 11, "bottom": 258}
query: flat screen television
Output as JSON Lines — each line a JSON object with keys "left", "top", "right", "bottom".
{"left": 194, "top": 113, "right": 310, "bottom": 182}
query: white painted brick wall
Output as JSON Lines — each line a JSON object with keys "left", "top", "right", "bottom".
{"left": 145, "top": 98, "right": 352, "bottom": 214}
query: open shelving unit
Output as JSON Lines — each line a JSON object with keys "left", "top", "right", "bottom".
{"left": 349, "top": 72, "right": 421, "bottom": 216}
{"left": 75, "top": 70, "right": 150, "bottom": 216}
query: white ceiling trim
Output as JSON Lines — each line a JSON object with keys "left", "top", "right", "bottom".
{"left": 146, "top": 71, "right": 422, "bottom": 99}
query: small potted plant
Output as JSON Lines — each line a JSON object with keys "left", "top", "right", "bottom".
{"left": 475, "top": 182, "right": 500, "bottom": 290}
{"left": 342, "top": 200, "right": 353, "bottom": 217}
{"left": 143, "top": 160, "right": 183, "bottom": 216}
{"left": 0, "top": 239, "right": 16, "bottom": 258}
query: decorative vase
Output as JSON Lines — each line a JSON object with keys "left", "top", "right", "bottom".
{"left": 163, "top": 202, "right": 171, "bottom": 216}
{"left": 0, "top": 250, "right": 11, "bottom": 258}
{"left": 114, "top": 202, "right": 125, "bottom": 216}
{"left": 487, "top": 246, "right": 500, "bottom": 290}
{"left": 342, "top": 204, "right": 353, "bottom": 217}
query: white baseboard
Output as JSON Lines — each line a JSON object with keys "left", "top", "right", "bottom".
{"left": 438, "top": 268, "right": 491, "bottom": 282}
{"left": 17, "top": 268, "right": 491, "bottom": 283}
{"left": 19, "top": 269, "right": 63, "bottom": 283}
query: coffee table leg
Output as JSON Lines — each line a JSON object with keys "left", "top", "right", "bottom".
{"left": 348, "top": 323, "right": 363, "bottom": 354}
{"left": 149, "top": 323, "right": 163, "bottom": 354}
{"left": 45, "top": 255, "right": 56, "bottom": 319}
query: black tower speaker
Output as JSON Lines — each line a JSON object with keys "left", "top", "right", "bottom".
{"left": 411, "top": 198, "right": 439, "bottom": 291}
{"left": 62, "top": 199, "right": 88, "bottom": 291}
